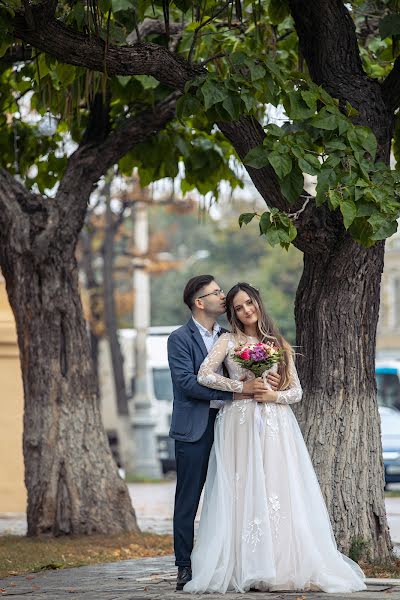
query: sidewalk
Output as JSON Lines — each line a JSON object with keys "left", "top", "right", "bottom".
{"left": 0, "top": 555, "right": 400, "bottom": 599}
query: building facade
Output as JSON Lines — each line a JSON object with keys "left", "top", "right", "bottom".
{"left": 0, "top": 276, "right": 26, "bottom": 512}
{"left": 377, "top": 229, "right": 400, "bottom": 359}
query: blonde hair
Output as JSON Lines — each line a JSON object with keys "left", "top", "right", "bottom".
{"left": 225, "top": 283, "right": 294, "bottom": 390}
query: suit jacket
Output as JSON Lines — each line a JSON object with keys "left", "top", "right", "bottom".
{"left": 168, "top": 317, "right": 233, "bottom": 442}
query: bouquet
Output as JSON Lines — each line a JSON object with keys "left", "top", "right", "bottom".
{"left": 232, "top": 341, "right": 284, "bottom": 378}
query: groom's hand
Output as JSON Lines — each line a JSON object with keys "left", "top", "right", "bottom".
{"left": 266, "top": 372, "right": 281, "bottom": 391}
{"left": 242, "top": 378, "right": 266, "bottom": 394}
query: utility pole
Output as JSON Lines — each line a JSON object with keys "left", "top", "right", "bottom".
{"left": 132, "top": 184, "right": 162, "bottom": 478}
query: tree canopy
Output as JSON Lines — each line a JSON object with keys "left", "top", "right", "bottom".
{"left": 1, "top": 0, "right": 400, "bottom": 250}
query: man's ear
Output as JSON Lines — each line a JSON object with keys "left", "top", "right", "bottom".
{"left": 193, "top": 298, "right": 204, "bottom": 311}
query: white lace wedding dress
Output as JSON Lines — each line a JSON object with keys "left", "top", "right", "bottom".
{"left": 184, "top": 333, "right": 366, "bottom": 594}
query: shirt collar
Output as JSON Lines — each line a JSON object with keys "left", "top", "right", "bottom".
{"left": 192, "top": 317, "right": 221, "bottom": 338}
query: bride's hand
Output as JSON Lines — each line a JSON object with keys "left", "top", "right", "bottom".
{"left": 242, "top": 378, "right": 266, "bottom": 394}
{"left": 254, "top": 389, "right": 278, "bottom": 403}
{"left": 266, "top": 371, "right": 281, "bottom": 391}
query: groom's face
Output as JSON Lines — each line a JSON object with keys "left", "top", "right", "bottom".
{"left": 196, "top": 281, "right": 226, "bottom": 317}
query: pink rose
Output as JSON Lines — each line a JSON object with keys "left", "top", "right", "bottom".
{"left": 240, "top": 350, "right": 251, "bottom": 360}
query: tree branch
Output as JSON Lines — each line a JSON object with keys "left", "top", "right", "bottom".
{"left": 288, "top": 0, "right": 365, "bottom": 92}
{"left": 126, "top": 18, "right": 182, "bottom": 44}
{"left": 218, "top": 116, "right": 343, "bottom": 253}
{"left": 0, "top": 169, "right": 33, "bottom": 255}
{"left": 13, "top": 8, "right": 204, "bottom": 91}
{"left": 382, "top": 54, "right": 400, "bottom": 113}
{"left": 287, "top": 0, "right": 392, "bottom": 153}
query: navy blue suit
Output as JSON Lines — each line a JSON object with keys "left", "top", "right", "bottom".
{"left": 168, "top": 318, "right": 233, "bottom": 567}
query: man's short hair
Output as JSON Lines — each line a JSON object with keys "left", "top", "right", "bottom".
{"left": 183, "top": 275, "right": 215, "bottom": 310}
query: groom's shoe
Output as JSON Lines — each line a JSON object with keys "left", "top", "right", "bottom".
{"left": 176, "top": 566, "right": 192, "bottom": 591}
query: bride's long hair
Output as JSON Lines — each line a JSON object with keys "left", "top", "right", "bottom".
{"left": 225, "top": 282, "right": 293, "bottom": 390}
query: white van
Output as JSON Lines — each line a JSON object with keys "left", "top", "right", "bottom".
{"left": 99, "top": 326, "right": 179, "bottom": 475}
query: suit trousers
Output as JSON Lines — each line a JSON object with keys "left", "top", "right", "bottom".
{"left": 173, "top": 408, "right": 218, "bottom": 567}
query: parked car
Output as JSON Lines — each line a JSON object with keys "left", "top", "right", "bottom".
{"left": 379, "top": 406, "right": 400, "bottom": 487}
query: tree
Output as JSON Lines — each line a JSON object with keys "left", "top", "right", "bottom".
{"left": 3, "top": 0, "right": 400, "bottom": 558}
{"left": 0, "top": 53, "right": 177, "bottom": 533}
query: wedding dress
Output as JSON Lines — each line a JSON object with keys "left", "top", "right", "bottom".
{"left": 184, "top": 333, "right": 366, "bottom": 594}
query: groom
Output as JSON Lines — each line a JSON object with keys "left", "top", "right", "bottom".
{"left": 168, "top": 275, "right": 281, "bottom": 590}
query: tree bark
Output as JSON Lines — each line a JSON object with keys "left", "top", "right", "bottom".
{"left": 293, "top": 237, "right": 391, "bottom": 558}
{"left": 1, "top": 244, "right": 137, "bottom": 536}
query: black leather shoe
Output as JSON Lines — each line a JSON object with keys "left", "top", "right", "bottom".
{"left": 176, "top": 566, "right": 192, "bottom": 590}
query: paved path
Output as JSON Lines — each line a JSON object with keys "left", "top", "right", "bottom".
{"left": 0, "top": 556, "right": 400, "bottom": 599}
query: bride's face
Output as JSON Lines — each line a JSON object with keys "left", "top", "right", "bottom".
{"left": 232, "top": 290, "right": 259, "bottom": 327}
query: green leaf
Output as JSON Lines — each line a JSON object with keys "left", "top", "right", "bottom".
{"left": 241, "top": 93, "right": 257, "bottom": 113}
{"left": 355, "top": 126, "right": 377, "bottom": 160}
{"left": 346, "top": 101, "right": 359, "bottom": 118}
{"left": 311, "top": 108, "right": 339, "bottom": 130}
{"left": 356, "top": 202, "right": 377, "bottom": 217}
{"left": 316, "top": 168, "right": 336, "bottom": 205}
{"left": 348, "top": 218, "right": 374, "bottom": 247}
{"left": 298, "top": 153, "right": 321, "bottom": 176}
{"left": 259, "top": 212, "right": 271, "bottom": 234}
{"left": 222, "top": 95, "right": 242, "bottom": 120}
{"left": 301, "top": 90, "right": 318, "bottom": 112}
{"left": 286, "top": 92, "right": 315, "bottom": 120}
{"left": 266, "top": 123, "right": 285, "bottom": 138}
{"left": 379, "top": 14, "right": 400, "bottom": 39}
{"left": 99, "top": 0, "right": 112, "bottom": 11}
{"left": 370, "top": 219, "right": 398, "bottom": 241}
{"left": 134, "top": 75, "right": 159, "bottom": 89}
{"left": 268, "top": 152, "right": 292, "bottom": 179}
{"left": 247, "top": 61, "right": 266, "bottom": 81}
{"left": 265, "top": 226, "right": 281, "bottom": 246}
{"left": 280, "top": 167, "right": 304, "bottom": 204}
{"left": 112, "top": 0, "right": 132, "bottom": 12}
{"left": 325, "top": 140, "right": 347, "bottom": 152}
{"left": 328, "top": 189, "right": 341, "bottom": 210}
{"left": 176, "top": 94, "right": 202, "bottom": 119}
{"left": 201, "top": 79, "right": 226, "bottom": 110}
{"left": 338, "top": 118, "right": 350, "bottom": 136}
{"left": 239, "top": 212, "right": 256, "bottom": 227}
{"left": 268, "top": 0, "right": 290, "bottom": 25}
{"left": 340, "top": 199, "right": 357, "bottom": 229}
{"left": 243, "top": 146, "right": 270, "bottom": 169}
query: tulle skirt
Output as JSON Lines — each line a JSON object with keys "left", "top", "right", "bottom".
{"left": 184, "top": 400, "right": 366, "bottom": 594}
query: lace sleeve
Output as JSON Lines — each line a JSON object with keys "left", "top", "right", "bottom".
{"left": 198, "top": 333, "right": 244, "bottom": 393}
{"left": 275, "top": 355, "right": 303, "bottom": 405}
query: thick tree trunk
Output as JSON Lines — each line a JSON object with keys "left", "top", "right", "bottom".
{"left": 2, "top": 251, "right": 138, "bottom": 536}
{"left": 294, "top": 236, "right": 391, "bottom": 559}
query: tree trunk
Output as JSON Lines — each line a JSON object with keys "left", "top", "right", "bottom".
{"left": 2, "top": 250, "right": 138, "bottom": 536}
{"left": 294, "top": 236, "right": 391, "bottom": 559}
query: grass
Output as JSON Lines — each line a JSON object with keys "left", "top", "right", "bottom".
{"left": 2, "top": 531, "right": 400, "bottom": 582}
{"left": 0, "top": 531, "right": 173, "bottom": 579}
{"left": 360, "top": 557, "right": 400, "bottom": 579}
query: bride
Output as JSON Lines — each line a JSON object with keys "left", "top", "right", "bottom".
{"left": 184, "top": 282, "right": 366, "bottom": 594}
